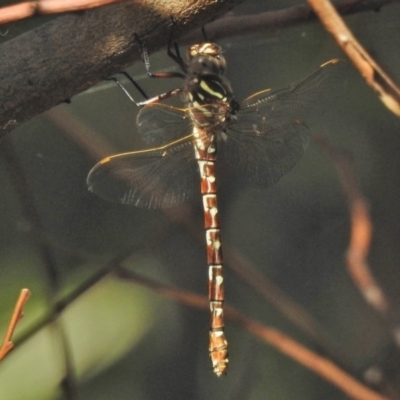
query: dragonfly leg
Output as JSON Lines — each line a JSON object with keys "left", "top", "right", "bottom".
{"left": 106, "top": 72, "right": 183, "bottom": 107}
{"left": 136, "top": 88, "right": 183, "bottom": 106}
{"left": 105, "top": 25, "right": 188, "bottom": 108}
{"left": 165, "top": 16, "right": 187, "bottom": 72}
{"left": 105, "top": 71, "right": 149, "bottom": 106}
{"left": 135, "top": 30, "right": 186, "bottom": 79}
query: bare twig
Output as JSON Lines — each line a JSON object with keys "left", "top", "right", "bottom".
{"left": 315, "top": 135, "right": 389, "bottom": 314}
{"left": 308, "top": 0, "right": 400, "bottom": 116}
{"left": 115, "top": 266, "right": 388, "bottom": 400}
{"left": 182, "top": 0, "right": 396, "bottom": 44}
{"left": 316, "top": 135, "right": 400, "bottom": 390}
{"left": 0, "top": 289, "right": 30, "bottom": 361}
{"left": 14, "top": 265, "right": 114, "bottom": 349}
{"left": 0, "top": 0, "right": 128, "bottom": 24}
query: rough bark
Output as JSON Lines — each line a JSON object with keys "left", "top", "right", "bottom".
{"left": 0, "top": 0, "right": 242, "bottom": 135}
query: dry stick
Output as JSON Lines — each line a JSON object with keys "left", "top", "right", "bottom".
{"left": 307, "top": 0, "right": 400, "bottom": 117}
{"left": 315, "top": 135, "right": 400, "bottom": 393}
{"left": 182, "top": 0, "right": 396, "bottom": 44}
{"left": 115, "top": 266, "right": 388, "bottom": 400}
{"left": 229, "top": 309, "right": 388, "bottom": 400}
{"left": 14, "top": 258, "right": 119, "bottom": 349}
{"left": 314, "top": 135, "right": 390, "bottom": 316}
{"left": 0, "top": 0, "right": 126, "bottom": 24}
{"left": 0, "top": 289, "right": 30, "bottom": 361}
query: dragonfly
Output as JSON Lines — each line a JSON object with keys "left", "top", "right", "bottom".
{"left": 87, "top": 41, "right": 345, "bottom": 376}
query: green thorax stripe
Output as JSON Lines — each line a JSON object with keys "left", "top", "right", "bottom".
{"left": 194, "top": 78, "right": 227, "bottom": 102}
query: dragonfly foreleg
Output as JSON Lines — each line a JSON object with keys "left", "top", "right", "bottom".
{"left": 105, "top": 71, "right": 149, "bottom": 106}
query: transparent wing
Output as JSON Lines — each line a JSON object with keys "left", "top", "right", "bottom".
{"left": 87, "top": 137, "right": 199, "bottom": 208}
{"left": 220, "top": 59, "right": 346, "bottom": 187}
{"left": 137, "top": 103, "right": 192, "bottom": 145}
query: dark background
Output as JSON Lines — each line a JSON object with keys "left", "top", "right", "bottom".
{"left": 0, "top": 0, "right": 400, "bottom": 399}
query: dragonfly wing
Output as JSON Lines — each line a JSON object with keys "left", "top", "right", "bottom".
{"left": 137, "top": 103, "right": 192, "bottom": 146}
{"left": 220, "top": 59, "right": 346, "bottom": 187}
{"left": 87, "top": 139, "right": 199, "bottom": 208}
{"left": 220, "top": 121, "right": 310, "bottom": 187}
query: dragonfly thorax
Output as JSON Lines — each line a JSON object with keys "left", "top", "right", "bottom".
{"left": 184, "top": 77, "right": 236, "bottom": 129}
{"left": 184, "top": 43, "right": 238, "bottom": 129}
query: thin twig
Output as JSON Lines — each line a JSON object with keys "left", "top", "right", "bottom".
{"left": 14, "top": 265, "right": 113, "bottom": 349}
{"left": 0, "top": 0, "right": 127, "bottom": 24}
{"left": 308, "top": 0, "right": 400, "bottom": 116}
{"left": 115, "top": 266, "right": 389, "bottom": 400}
{"left": 0, "top": 138, "right": 77, "bottom": 398}
{"left": 315, "top": 135, "right": 400, "bottom": 390}
{"left": 0, "top": 289, "right": 30, "bottom": 361}
{"left": 182, "top": 0, "right": 396, "bottom": 44}
{"left": 315, "top": 135, "right": 389, "bottom": 314}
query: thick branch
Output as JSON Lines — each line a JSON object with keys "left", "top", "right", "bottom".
{"left": 0, "top": 0, "right": 241, "bottom": 135}
{"left": 0, "top": 0, "right": 395, "bottom": 135}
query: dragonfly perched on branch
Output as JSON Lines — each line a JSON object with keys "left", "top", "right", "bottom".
{"left": 87, "top": 41, "right": 346, "bottom": 376}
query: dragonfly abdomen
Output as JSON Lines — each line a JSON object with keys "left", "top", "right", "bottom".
{"left": 194, "top": 127, "right": 228, "bottom": 376}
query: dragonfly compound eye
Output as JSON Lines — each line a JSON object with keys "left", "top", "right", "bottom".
{"left": 190, "top": 55, "right": 226, "bottom": 75}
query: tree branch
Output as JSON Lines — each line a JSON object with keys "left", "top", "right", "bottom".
{"left": 0, "top": 0, "right": 395, "bottom": 136}
{"left": 0, "top": 0, "right": 242, "bottom": 135}
{"left": 0, "top": 0, "right": 128, "bottom": 24}
{"left": 182, "top": 0, "right": 396, "bottom": 44}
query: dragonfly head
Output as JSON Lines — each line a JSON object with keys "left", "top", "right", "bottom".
{"left": 187, "top": 43, "right": 226, "bottom": 75}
